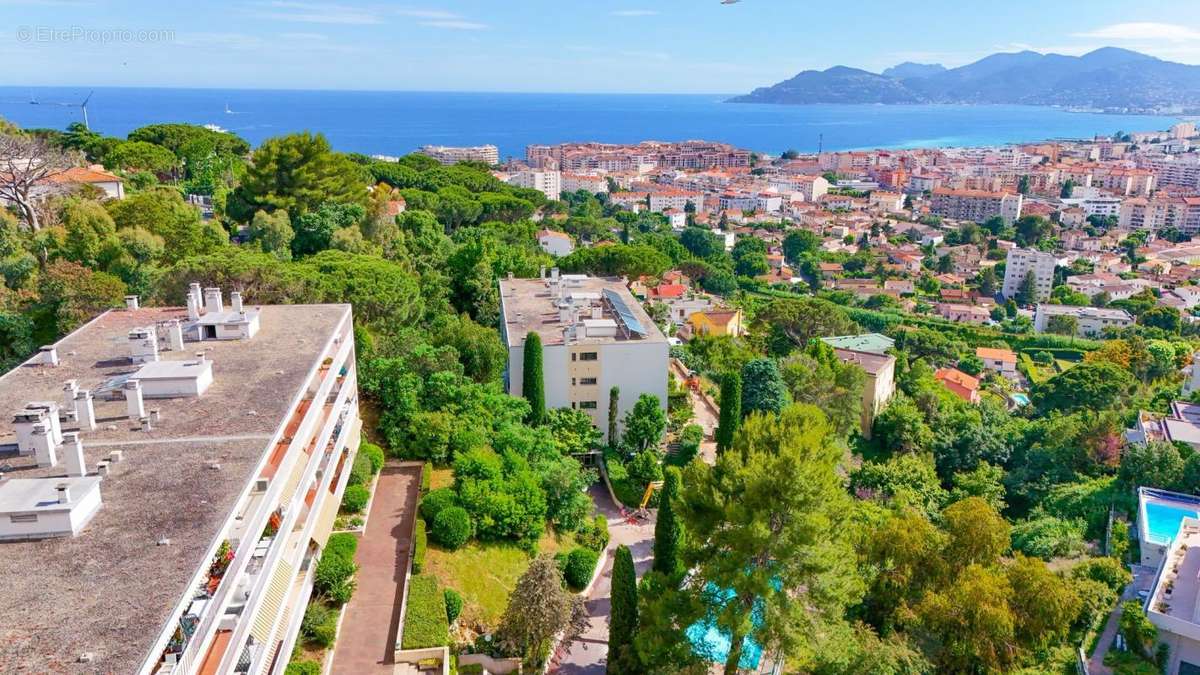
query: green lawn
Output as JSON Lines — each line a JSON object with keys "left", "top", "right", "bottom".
{"left": 423, "top": 529, "right": 577, "bottom": 630}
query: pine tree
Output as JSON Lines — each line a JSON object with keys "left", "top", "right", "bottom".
{"left": 652, "top": 466, "right": 683, "bottom": 578}
{"left": 523, "top": 332, "right": 545, "bottom": 425}
{"left": 715, "top": 372, "right": 741, "bottom": 454}
{"left": 607, "top": 545, "right": 639, "bottom": 674}
{"left": 608, "top": 386, "right": 620, "bottom": 446}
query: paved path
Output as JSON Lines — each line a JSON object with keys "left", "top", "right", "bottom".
{"left": 1088, "top": 565, "right": 1155, "bottom": 674}
{"left": 670, "top": 359, "right": 719, "bottom": 464}
{"left": 329, "top": 463, "right": 422, "bottom": 675}
{"left": 552, "top": 483, "right": 656, "bottom": 674}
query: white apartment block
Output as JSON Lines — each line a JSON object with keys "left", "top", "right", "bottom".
{"left": 511, "top": 170, "right": 563, "bottom": 201}
{"left": 0, "top": 289, "right": 360, "bottom": 675}
{"left": 417, "top": 144, "right": 500, "bottom": 165}
{"left": 1145, "top": 155, "right": 1200, "bottom": 190}
{"left": 931, "top": 187, "right": 1023, "bottom": 224}
{"left": 1033, "top": 303, "right": 1134, "bottom": 337}
{"left": 561, "top": 173, "right": 610, "bottom": 195}
{"left": 1081, "top": 195, "right": 1123, "bottom": 219}
{"left": 1119, "top": 197, "right": 1187, "bottom": 232}
{"left": 1002, "top": 248, "right": 1056, "bottom": 303}
{"left": 649, "top": 190, "right": 703, "bottom": 213}
{"left": 499, "top": 272, "right": 668, "bottom": 443}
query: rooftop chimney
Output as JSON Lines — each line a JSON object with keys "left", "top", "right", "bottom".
{"left": 37, "top": 346, "right": 59, "bottom": 367}
{"left": 204, "top": 287, "right": 224, "bottom": 315}
{"left": 62, "top": 432, "right": 86, "bottom": 478}
{"left": 164, "top": 319, "right": 184, "bottom": 351}
{"left": 31, "top": 422, "right": 58, "bottom": 468}
{"left": 186, "top": 287, "right": 200, "bottom": 321}
{"left": 13, "top": 409, "right": 46, "bottom": 456}
{"left": 128, "top": 327, "right": 159, "bottom": 364}
{"left": 230, "top": 291, "right": 243, "bottom": 313}
{"left": 124, "top": 380, "right": 145, "bottom": 420}
{"left": 124, "top": 295, "right": 140, "bottom": 310}
{"left": 26, "top": 402, "right": 63, "bottom": 445}
{"left": 56, "top": 483, "right": 71, "bottom": 505}
{"left": 75, "top": 390, "right": 96, "bottom": 431}
{"left": 63, "top": 380, "right": 79, "bottom": 412}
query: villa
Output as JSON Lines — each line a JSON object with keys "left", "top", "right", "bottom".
{"left": 1139, "top": 488, "right": 1200, "bottom": 673}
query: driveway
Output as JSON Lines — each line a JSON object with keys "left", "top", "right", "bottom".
{"left": 329, "top": 462, "right": 422, "bottom": 674}
{"left": 551, "top": 484, "right": 656, "bottom": 674}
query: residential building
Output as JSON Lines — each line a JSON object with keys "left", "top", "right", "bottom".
{"left": 935, "top": 367, "right": 981, "bottom": 404}
{"left": 976, "top": 347, "right": 1018, "bottom": 379}
{"left": 417, "top": 144, "right": 500, "bottom": 165}
{"left": 934, "top": 302, "right": 991, "bottom": 325}
{"left": 510, "top": 170, "right": 562, "bottom": 201}
{"left": 499, "top": 272, "right": 668, "bottom": 442}
{"left": 35, "top": 165, "right": 125, "bottom": 200}
{"left": 1002, "top": 248, "right": 1056, "bottom": 303}
{"left": 688, "top": 309, "right": 745, "bottom": 338}
{"left": 0, "top": 288, "right": 360, "bottom": 674}
{"left": 560, "top": 173, "right": 610, "bottom": 195}
{"left": 821, "top": 334, "right": 896, "bottom": 439}
{"left": 930, "top": 187, "right": 1023, "bottom": 224}
{"left": 1119, "top": 196, "right": 1188, "bottom": 232}
{"left": 537, "top": 229, "right": 574, "bottom": 257}
{"left": 1033, "top": 304, "right": 1135, "bottom": 337}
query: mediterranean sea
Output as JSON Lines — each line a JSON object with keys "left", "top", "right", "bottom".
{"left": 0, "top": 87, "right": 1180, "bottom": 159}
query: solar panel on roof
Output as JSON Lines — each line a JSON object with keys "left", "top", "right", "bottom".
{"left": 602, "top": 288, "right": 647, "bottom": 336}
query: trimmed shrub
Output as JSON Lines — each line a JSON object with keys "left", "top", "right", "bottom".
{"left": 284, "top": 660, "right": 322, "bottom": 675}
{"left": 361, "top": 442, "right": 386, "bottom": 474}
{"left": 564, "top": 546, "right": 600, "bottom": 590}
{"left": 421, "top": 461, "right": 432, "bottom": 494}
{"left": 413, "top": 519, "right": 427, "bottom": 573}
{"left": 400, "top": 575, "right": 449, "bottom": 649}
{"left": 348, "top": 451, "right": 374, "bottom": 487}
{"left": 419, "top": 487, "right": 457, "bottom": 523}
{"left": 300, "top": 601, "right": 338, "bottom": 648}
{"left": 341, "top": 484, "right": 370, "bottom": 514}
{"left": 314, "top": 553, "right": 357, "bottom": 605}
{"left": 325, "top": 532, "right": 358, "bottom": 560}
{"left": 577, "top": 514, "right": 610, "bottom": 553}
{"left": 444, "top": 587, "right": 463, "bottom": 624}
{"left": 432, "top": 506, "right": 472, "bottom": 550}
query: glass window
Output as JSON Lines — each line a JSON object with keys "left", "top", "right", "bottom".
{"left": 579, "top": 352, "right": 598, "bottom": 361}
{"left": 580, "top": 401, "right": 598, "bottom": 409}
{"left": 580, "top": 377, "right": 597, "bottom": 385}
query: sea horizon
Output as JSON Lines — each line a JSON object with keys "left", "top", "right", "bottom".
{"left": 0, "top": 85, "right": 1181, "bottom": 159}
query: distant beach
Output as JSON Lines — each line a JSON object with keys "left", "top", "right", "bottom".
{"left": 0, "top": 87, "right": 1178, "bottom": 158}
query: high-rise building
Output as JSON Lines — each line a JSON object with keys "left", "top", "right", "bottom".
{"left": 0, "top": 286, "right": 360, "bottom": 674}
{"left": 499, "top": 272, "right": 668, "bottom": 442}
{"left": 930, "top": 187, "right": 1023, "bottom": 224}
{"left": 1002, "top": 248, "right": 1056, "bottom": 302}
{"left": 416, "top": 144, "right": 500, "bottom": 165}
{"left": 511, "top": 170, "right": 562, "bottom": 201}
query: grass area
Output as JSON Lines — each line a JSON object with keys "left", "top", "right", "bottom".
{"left": 1104, "top": 649, "right": 1159, "bottom": 675}
{"left": 423, "top": 529, "right": 577, "bottom": 630}
{"left": 430, "top": 467, "right": 454, "bottom": 491}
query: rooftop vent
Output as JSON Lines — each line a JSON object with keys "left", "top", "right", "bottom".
{"left": 35, "top": 346, "right": 59, "bottom": 367}
{"left": 124, "top": 295, "right": 140, "bottom": 310}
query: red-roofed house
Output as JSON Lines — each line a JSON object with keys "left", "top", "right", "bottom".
{"left": 935, "top": 367, "right": 981, "bottom": 404}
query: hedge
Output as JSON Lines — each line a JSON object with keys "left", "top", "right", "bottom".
{"left": 401, "top": 575, "right": 449, "bottom": 649}
{"left": 577, "top": 514, "right": 610, "bottom": 553}
{"left": 348, "top": 452, "right": 374, "bottom": 487}
{"left": 326, "top": 532, "right": 358, "bottom": 560}
{"left": 413, "top": 519, "right": 427, "bottom": 573}
{"left": 444, "top": 587, "right": 463, "bottom": 624}
{"left": 284, "top": 660, "right": 322, "bottom": 675}
{"left": 300, "top": 601, "right": 338, "bottom": 648}
{"left": 421, "top": 461, "right": 432, "bottom": 495}
{"left": 315, "top": 533, "right": 359, "bottom": 605}
{"left": 1019, "top": 346, "right": 1086, "bottom": 361}
{"left": 361, "top": 442, "right": 386, "bottom": 474}
{"left": 341, "top": 484, "right": 370, "bottom": 514}
{"left": 419, "top": 488, "right": 457, "bottom": 523}
{"left": 564, "top": 547, "right": 600, "bottom": 590}
{"left": 432, "top": 506, "right": 472, "bottom": 550}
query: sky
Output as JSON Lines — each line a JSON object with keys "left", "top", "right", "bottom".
{"left": 0, "top": 0, "right": 1199, "bottom": 93}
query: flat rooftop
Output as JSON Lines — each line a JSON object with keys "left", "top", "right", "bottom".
{"left": 0, "top": 303, "right": 348, "bottom": 673}
{"left": 499, "top": 276, "right": 667, "bottom": 348}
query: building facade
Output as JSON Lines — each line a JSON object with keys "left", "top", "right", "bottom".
{"left": 1002, "top": 248, "right": 1056, "bottom": 303}
{"left": 930, "top": 187, "right": 1023, "bottom": 224}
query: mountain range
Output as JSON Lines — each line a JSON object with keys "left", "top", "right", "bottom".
{"left": 729, "top": 48, "right": 1200, "bottom": 110}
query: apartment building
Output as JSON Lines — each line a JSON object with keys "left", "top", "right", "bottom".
{"left": 510, "top": 170, "right": 563, "bottom": 201}
{"left": 1135, "top": 486, "right": 1200, "bottom": 674}
{"left": 0, "top": 287, "right": 360, "bottom": 675}
{"left": 561, "top": 173, "right": 609, "bottom": 195}
{"left": 417, "top": 144, "right": 500, "bottom": 165}
{"left": 930, "top": 187, "right": 1023, "bottom": 224}
{"left": 1033, "top": 303, "right": 1134, "bottom": 337}
{"left": 1119, "top": 196, "right": 1187, "bottom": 232}
{"left": 1002, "top": 248, "right": 1056, "bottom": 303}
{"left": 1145, "top": 155, "right": 1200, "bottom": 190}
{"left": 821, "top": 334, "right": 896, "bottom": 440}
{"left": 499, "top": 272, "right": 668, "bottom": 442}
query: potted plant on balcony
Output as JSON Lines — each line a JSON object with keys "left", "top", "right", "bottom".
{"left": 1165, "top": 580, "right": 1175, "bottom": 599}
{"left": 208, "top": 540, "right": 233, "bottom": 579}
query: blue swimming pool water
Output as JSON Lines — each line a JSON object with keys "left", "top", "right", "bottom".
{"left": 686, "top": 585, "right": 764, "bottom": 670}
{"left": 1010, "top": 393, "right": 1030, "bottom": 407}
{"left": 1144, "top": 501, "right": 1200, "bottom": 545}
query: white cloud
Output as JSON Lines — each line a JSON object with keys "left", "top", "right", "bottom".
{"left": 611, "top": 9, "right": 659, "bottom": 16}
{"left": 419, "top": 19, "right": 487, "bottom": 30}
{"left": 246, "top": 1, "right": 383, "bottom": 25}
{"left": 397, "top": 8, "right": 459, "bottom": 20}
{"left": 1074, "top": 22, "right": 1200, "bottom": 43}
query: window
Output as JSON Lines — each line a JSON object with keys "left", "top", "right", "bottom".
{"left": 10, "top": 514, "right": 37, "bottom": 524}
{"left": 579, "top": 377, "right": 597, "bottom": 386}
{"left": 579, "top": 352, "right": 598, "bottom": 361}
{"left": 580, "top": 401, "right": 598, "bottom": 410}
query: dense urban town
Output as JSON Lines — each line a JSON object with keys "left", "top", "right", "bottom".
{"left": 6, "top": 109, "right": 1200, "bottom": 675}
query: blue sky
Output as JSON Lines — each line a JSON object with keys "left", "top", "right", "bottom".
{"left": 1, "top": 0, "right": 1198, "bottom": 92}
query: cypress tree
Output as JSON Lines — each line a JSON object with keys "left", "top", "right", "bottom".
{"left": 608, "top": 544, "right": 639, "bottom": 674}
{"left": 715, "top": 371, "right": 741, "bottom": 454}
{"left": 523, "top": 332, "right": 545, "bottom": 425}
{"left": 652, "top": 466, "right": 683, "bottom": 578}
{"left": 608, "top": 386, "right": 620, "bottom": 446}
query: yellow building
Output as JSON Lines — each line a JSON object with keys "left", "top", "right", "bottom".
{"left": 688, "top": 309, "right": 745, "bottom": 337}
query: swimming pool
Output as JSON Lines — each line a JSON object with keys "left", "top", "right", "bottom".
{"left": 1009, "top": 393, "right": 1030, "bottom": 407}
{"left": 1144, "top": 500, "right": 1200, "bottom": 545}
{"left": 686, "top": 585, "right": 764, "bottom": 670}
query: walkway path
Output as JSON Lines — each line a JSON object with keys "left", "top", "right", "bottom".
{"left": 1087, "top": 565, "right": 1156, "bottom": 674}
{"left": 552, "top": 483, "right": 656, "bottom": 674}
{"left": 670, "top": 359, "right": 719, "bottom": 463}
{"left": 329, "top": 462, "right": 422, "bottom": 675}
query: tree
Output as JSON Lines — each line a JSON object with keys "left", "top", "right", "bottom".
{"left": 1119, "top": 600, "right": 1158, "bottom": 659}
{"left": 1015, "top": 215, "right": 1052, "bottom": 248}
{"left": 1060, "top": 179, "right": 1075, "bottom": 199}
{"left": 680, "top": 227, "right": 722, "bottom": 259}
{"left": 1033, "top": 361, "right": 1135, "bottom": 415}
{"left": 1014, "top": 270, "right": 1038, "bottom": 305}
{"left": 608, "top": 386, "right": 620, "bottom": 446}
{"left": 653, "top": 466, "right": 683, "bottom": 578}
{"left": 779, "top": 341, "right": 866, "bottom": 438}
{"left": 522, "top": 332, "right": 546, "bottom": 425}
{"left": 496, "top": 555, "right": 588, "bottom": 665}
{"left": 247, "top": 209, "right": 294, "bottom": 260}
{"left": 1140, "top": 306, "right": 1181, "bottom": 334}
{"left": 1045, "top": 314, "right": 1078, "bottom": 336}
{"left": 1120, "top": 440, "right": 1185, "bottom": 490}
{"left": 291, "top": 202, "right": 365, "bottom": 257}
{"left": 623, "top": 394, "right": 666, "bottom": 453}
{"left": 0, "top": 131, "right": 73, "bottom": 230}
{"left": 852, "top": 453, "right": 948, "bottom": 518}
{"left": 782, "top": 230, "right": 820, "bottom": 264}
{"left": 739, "top": 358, "right": 788, "bottom": 417}
{"left": 942, "top": 497, "right": 1010, "bottom": 570}
{"left": 715, "top": 372, "right": 741, "bottom": 454}
{"left": 676, "top": 405, "right": 862, "bottom": 674}
{"left": 107, "top": 140, "right": 178, "bottom": 174}
{"left": 860, "top": 509, "right": 947, "bottom": 632}
{"left": 106, "top": 188, "right": 226, "bottom": 260}
{"left": 915, "top": 564, "right": 1016, "bottom": 673}
{"left": 228, "top": 132, "right": 367, "bottom": 221}
{"left": 752, "top": 298, "right": 857, "bottom": 356}
{"left": 608, "top": 545, "right": 640, "bottom": 674}
{"left": 872, "top": 395, "right": 933, "bottom": 454}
